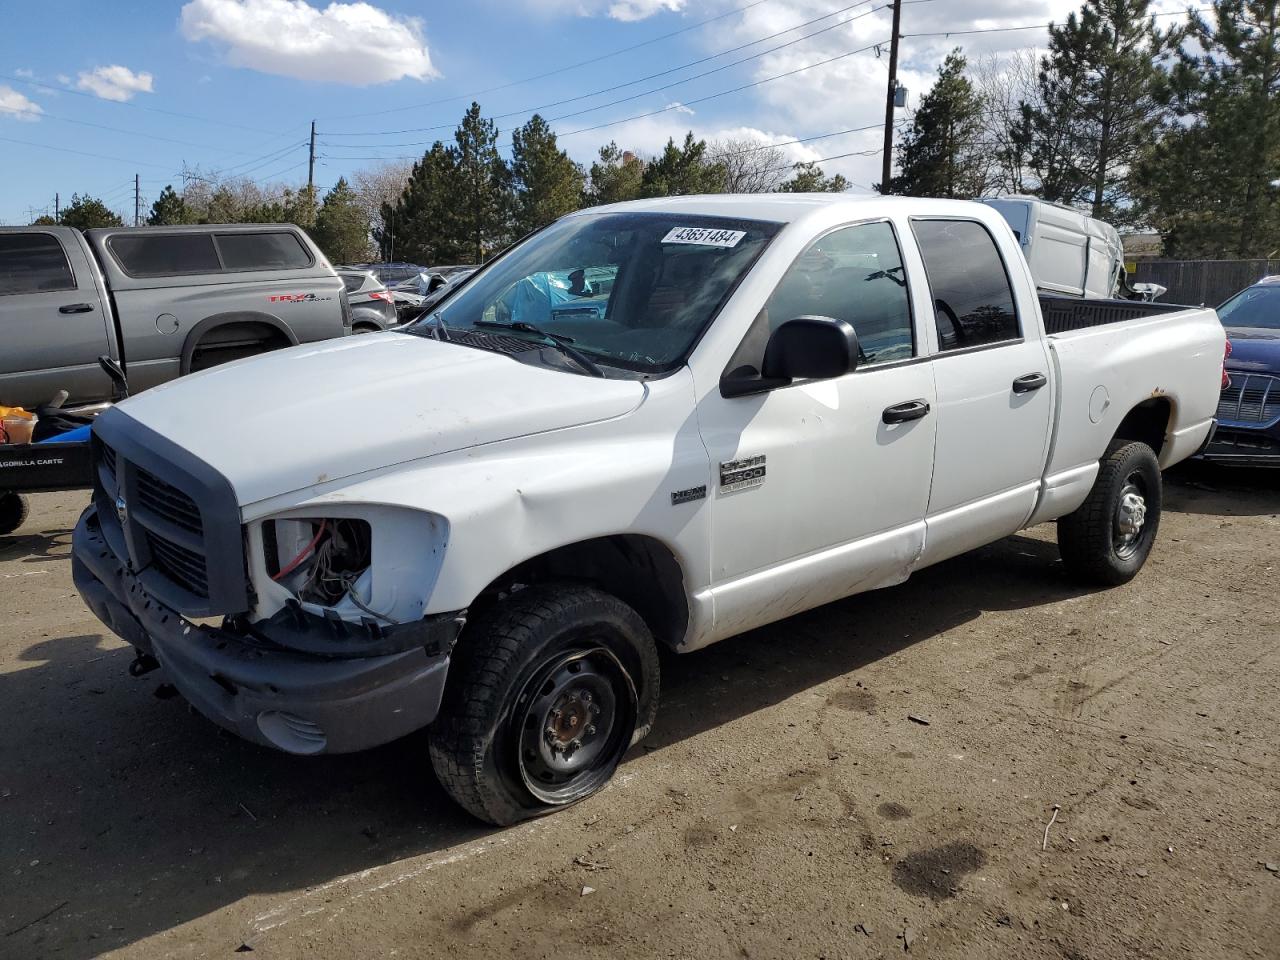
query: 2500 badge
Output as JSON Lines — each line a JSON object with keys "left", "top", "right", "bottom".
{"left": 719, "top": 455, "right": 766, "bottom": 492}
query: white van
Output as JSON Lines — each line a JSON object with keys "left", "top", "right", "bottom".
{"left": 982, "top": 197, "right": 1126, "bottom": 300}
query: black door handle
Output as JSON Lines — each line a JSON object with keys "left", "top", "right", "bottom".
{"left": 882, "top": 399, "right": 931, "bottom": 424}
{"left": 59, "top": 302, "right": 95, "bottom": 314}
{"left": 1012, "top": 372, "right": 1047, "bottom": 393}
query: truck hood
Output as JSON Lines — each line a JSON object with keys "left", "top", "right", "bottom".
{"left": 114, "top": 333, "right": 646, "bottom": 505}
{"left": 1225, "top": 327, "right": 1280, "bottom": 373}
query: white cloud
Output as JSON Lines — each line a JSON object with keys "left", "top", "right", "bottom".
{"left": 608, "top": 0, "right": 683, "bottom": 21}
{"left": 515, "top": 0, "right": 683, "bottom": 20}
{"left": 55, "top": 74, "right": 71, "bottom": 86}
{"left": 76, "top": 65, "right": 155, "bottom": 102}
{"left": 13, "top": 68, "right": 34, "bottom": 79}
{"left": 0, "top": 85, "right": 43, "bottom": 121}
{"left": 179, "top": 0, "right": 438, "bottom": 86}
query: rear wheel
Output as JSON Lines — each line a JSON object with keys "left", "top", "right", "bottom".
{"left": 428, "top": 584, "right": 660, "bottom": 825}
{"left": 1058, "top": 440, "right": 1162, "bottom": 585}
{"left": 0, "top": 492, "right": 30, "bottom": 536}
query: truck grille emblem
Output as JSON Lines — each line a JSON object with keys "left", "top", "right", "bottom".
{"left": 115, "top": 495, "right": 128, "bottom": 527}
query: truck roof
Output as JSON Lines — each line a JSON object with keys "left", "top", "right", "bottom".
{"left": 570, "top": 193, "right": 999, "bottom": 227}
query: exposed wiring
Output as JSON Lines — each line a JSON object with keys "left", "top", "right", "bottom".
{"left": 272, "top": 519, "right": 328, "bottom": 582}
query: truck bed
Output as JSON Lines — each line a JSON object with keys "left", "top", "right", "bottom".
{"left": 1039, "top": 295, "right": 1189, "bottom": 334}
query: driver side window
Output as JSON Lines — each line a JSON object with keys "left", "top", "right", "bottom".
{"left": 725, "top": 220, "right": 914, "bottom": 378}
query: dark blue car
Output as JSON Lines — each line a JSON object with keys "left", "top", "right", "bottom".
{"left": 1205, "top": 276, "right": 1280, "bottom": 465}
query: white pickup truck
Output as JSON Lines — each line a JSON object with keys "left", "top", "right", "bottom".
{"left": 72, "top": 196, "right": 1225, "bottom": 825}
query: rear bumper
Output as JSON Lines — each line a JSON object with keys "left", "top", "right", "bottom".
{"left": 73, "top": 505, "right": 464, "bottom": 754}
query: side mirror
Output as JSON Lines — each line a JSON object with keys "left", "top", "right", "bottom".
{"left": 762, "top": 316, "right": 859, "bottom": 381}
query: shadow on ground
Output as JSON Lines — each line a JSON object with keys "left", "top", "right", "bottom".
{"left": 0, "top": 527, "right": 1095, "bottom": 957}
{"left": 1165, "top": 461, "right": 1279, "bottom": 517}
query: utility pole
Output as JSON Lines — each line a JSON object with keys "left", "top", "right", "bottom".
{"left": 880, "top": 0, "right": 903, "bottom": 194}
{"left": 308, "top": 120, "right": 317, "bottom": 196}
{"left": 54, "top": 192, "right": 60, "bottom": 220}
{"left": 134, "top": 174, "right": 141, "bottom": 226}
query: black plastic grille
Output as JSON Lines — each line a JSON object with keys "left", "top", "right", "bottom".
{"left": 136, "top": 465, "right": 203, "bottom": 535}
{"left": 1218, "top": 374, "right": 1280, "bottom": 424}
{"left": 145, "top": 531, "right": 210, "bottom": 598}
{"left": 98, "top": 438, "right": 117, "bottom": 479}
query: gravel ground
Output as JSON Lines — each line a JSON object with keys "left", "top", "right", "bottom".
{"left": 1, "top": 464, "right": 1277, "bottom": 960}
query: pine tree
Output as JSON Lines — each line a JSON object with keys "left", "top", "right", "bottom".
{"left": 886, "top": 51, "right": 992, "bottom": 198}
{"left": 640, "top": 133, "right": 728, "bottom": 197}
{"left": 1022, "top": 0, "right": 1174, "bottom": 221}
{"left": 380, "top": 142, "right": 465, "bottom": 265}
{"left": 584, "top": 142, "right": 645, "bottom": 206}
{"left": 1134, "top": 1, "right": 1280, "bottom": 256}
{"left": 147, "top": 185, "right": 189, "bottom": 225}
{"left": 777, "top": 161, "right": 849, "bottom": 193}
{"left": 451, "top": 102, "right": 512, "bottom": 263}
{"left": 314, "top": 178, "right": 370, "bottom": 263}
{"left": 58, "top": 194, "right": 124, "bottom": 229}
{"left": 511, "top": 115, "right": 585, "bottom": 236}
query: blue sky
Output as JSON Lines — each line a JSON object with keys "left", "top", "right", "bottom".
{"left": 0, "top": 0, "right": 1188, "bottom": 225}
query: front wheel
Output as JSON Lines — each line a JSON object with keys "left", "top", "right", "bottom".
{"left": 1057, "top": 440, "right": 1162, "bottom": 586}
{"left": 428, "top": 585, "right": 660, "bottom": 826}
{"left": 0, "top": 492, "right": 29, "bottom": 536}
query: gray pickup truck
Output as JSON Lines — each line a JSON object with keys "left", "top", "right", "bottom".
{"left": 0, "top": 224, "right": 351, "bottom": 408}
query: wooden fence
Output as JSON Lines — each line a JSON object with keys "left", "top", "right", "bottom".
{"left": 1133, "top": 259, "right": 1280, "bottom": 306}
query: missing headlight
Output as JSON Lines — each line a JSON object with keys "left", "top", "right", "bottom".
{"left": 266, "top": 517, "right": 372, "bottom": 606}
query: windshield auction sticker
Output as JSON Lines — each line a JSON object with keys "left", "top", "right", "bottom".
{"left": 661, "top": 227, "right": 746, "bottom": 247}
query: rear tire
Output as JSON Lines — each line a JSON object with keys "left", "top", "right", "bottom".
{"left": 1058, "top": 440, "right": 1162, "bottom": 586}
{"left": 429, "top": 584, "right": 660, "bottom": 826}
{"left": 0, "top": 492, "right": 30, "bottom": 536}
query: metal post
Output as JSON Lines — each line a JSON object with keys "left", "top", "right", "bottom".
{"left": 54, "top": 192, "right": 60, "bottom": 220}
{"left": 134, "top": 174, "right": 141, "bottom": 226}
{"left": 880, "top": 0, "right": 903, "bottom": 194}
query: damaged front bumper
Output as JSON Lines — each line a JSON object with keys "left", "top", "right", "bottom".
{"left": 72, "top": 505, "right": 465, "bottom": 755}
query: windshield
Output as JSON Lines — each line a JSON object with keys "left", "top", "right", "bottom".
{"left": 404, "top": 212, "right": 781, "bottom": 375}
{"left": 1219, "top": 283, "right": 1280, "bottom": 330}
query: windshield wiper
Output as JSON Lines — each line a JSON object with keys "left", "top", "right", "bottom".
{"left": 430, "top": 311, "right": 451, "bottom": 342}
{"left": 473, "top": 320, "right": 605, "bottom": 377}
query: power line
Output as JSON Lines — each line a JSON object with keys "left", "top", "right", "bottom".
{"left": 22, "top": 111, "right": 268, "bottom": 156}
{"left": 317, "top": 0, "right": 777, "bottom": 122}
{"left": 324, "top": 0, "right": 881, "bottom": 139}
{"left": 325, "top": 37, "right": 890, "bottom": 161}
{"left": 900, "top": 6, "right": 1211, "bottom": 40}
{"left": 0, "top": 73, "right": 285, "bottom": 135}
{"left": 0, "top": 133, "right": 174, "bottom": 170}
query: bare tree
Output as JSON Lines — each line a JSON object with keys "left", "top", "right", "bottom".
{"left": 971, "top": 49, "right": 1041, "bottom": 196}
{"left": 351, "top": 161, "right": 413, "bottom": 249}
{"left": 709, "top": 137, "right": 790, "bottom": 193}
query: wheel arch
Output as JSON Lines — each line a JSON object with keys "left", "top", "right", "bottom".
{"left": 179, "top": 312, "right": 297, "bottom": 374}
{"left": 1112, "top": 396, "right": 1173, "bottom": 459}
{"left": 468, "top": 533, "right": 690, "bottom": 650}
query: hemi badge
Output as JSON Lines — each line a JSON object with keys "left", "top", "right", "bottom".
{"left": 720, "top": 455, "right": 766, "bottom": 492}
{"left": 671, "top": 485, "right": 707, "bottom": 506}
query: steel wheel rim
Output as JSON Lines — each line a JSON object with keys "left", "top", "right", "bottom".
{"left": 513, "top": 646, "right": 636, "bottom": 806}
{"left": 1113, "top": 472, "right": 1150, "bottom": 560}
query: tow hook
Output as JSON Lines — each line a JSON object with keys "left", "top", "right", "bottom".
{"left": 128, "top": 652, "right": 160, "bottom": 677}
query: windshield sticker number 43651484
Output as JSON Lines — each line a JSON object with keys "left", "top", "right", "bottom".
{"left": 661, "top": 227, "right": 746, "bottom": 248}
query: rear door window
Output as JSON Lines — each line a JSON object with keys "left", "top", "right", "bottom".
{"left": 109, "top": 234, "right": 222, "bottom": 277}
{"left": 0, "top": 232, "right": 76, "bottom": 295}
{"left": 215, "top": 232, "right": 311, "bottom": 271}
{"left": 911, "top": 219, "right": 1020, "bottom": 350}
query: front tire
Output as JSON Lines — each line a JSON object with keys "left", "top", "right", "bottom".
{"left": 0, "top": 492, "right": 29, "bottom": 536}
{"left": 1057, "top": 440, "right": 1162, "bottom": 586}
{"left": 429, "top": 585, "right": 660, "bottom": 826}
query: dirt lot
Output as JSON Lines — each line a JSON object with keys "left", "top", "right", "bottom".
{"left": 1, "top": 466, "right": 1277, "bottom": 960}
